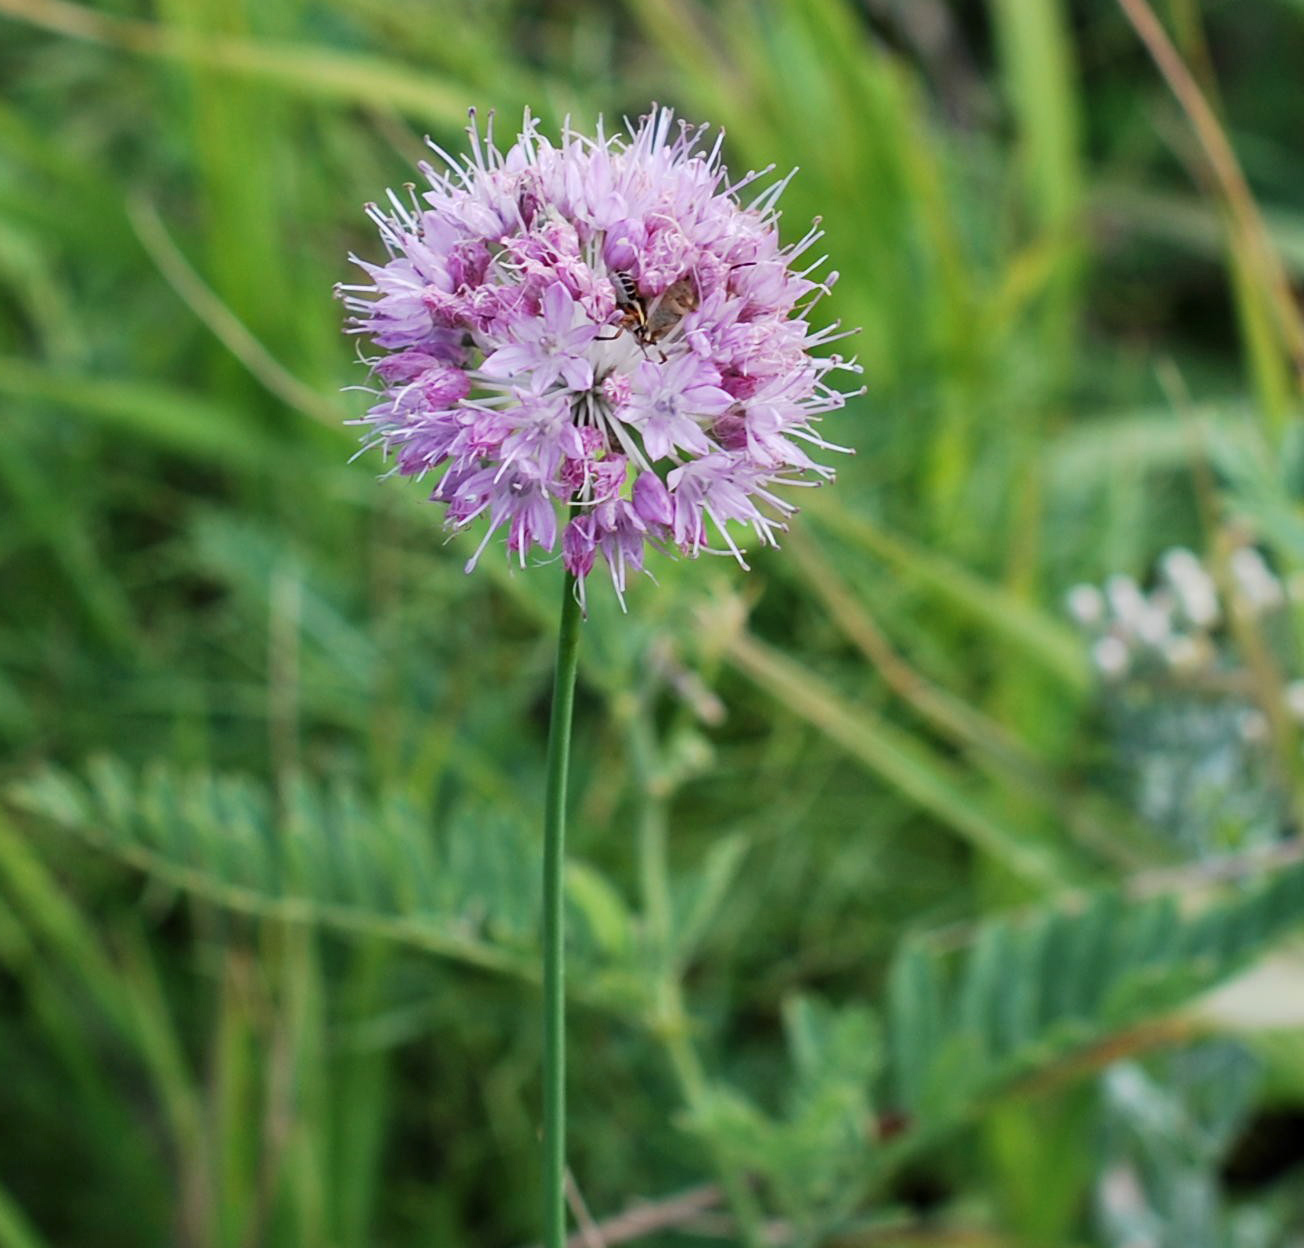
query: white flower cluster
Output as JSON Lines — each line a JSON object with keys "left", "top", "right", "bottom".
{"left": 1066, "top": 545, "right": 1298, "bottom": 685}
{"left": 1068, "top": 544, "right": 1301, "bottom": 849}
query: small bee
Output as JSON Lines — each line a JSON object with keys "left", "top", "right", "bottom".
{"left": 611, "top": 269, "right": 647, "bottom": 337}
{"left": 606, "top": 271, "right": 699, "bottom": 359}
{"left": 643, "top": 277, "right": 699, "bottom": 345}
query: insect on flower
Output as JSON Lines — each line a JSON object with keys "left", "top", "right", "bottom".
{"left": 643, "top": 277, "right": 700, "bottom": 345}
{"left": 610, "top": 269, "right": 646, "bottom": 336}
{"left": 607, "top": 271, "right": 701, "bottom": 360}
{"left": 338, "top": 106, "right": 861, "bottom": 607}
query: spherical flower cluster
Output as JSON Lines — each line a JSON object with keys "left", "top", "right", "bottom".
{"left": 338, "top": 107, "right": 858, "bottom": 605}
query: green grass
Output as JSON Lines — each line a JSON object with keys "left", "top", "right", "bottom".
{"left": 2, "top": 1, "right": 1304, "bottom": 1245}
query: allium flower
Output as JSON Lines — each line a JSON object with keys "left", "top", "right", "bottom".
{"left": 339, "top": 106, "right": 859, "bottom": 606}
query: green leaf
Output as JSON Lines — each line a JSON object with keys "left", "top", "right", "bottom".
{"left": 566, "top": 861, "right": 634, "bottom": 960}
{"left": 886, "top": 941, "right": 942, "bottom": 1113}
{"left": 884, "top": 856, "right": 1304, "bottom": 1137}
{"left": 0, "top": 1185, "right": 53, "bottom": 1248}
{"left": 670, "top": 831, "right": 749, "bottom": 964}
{"left": 6, "top": 761, "right": 533, "bottom": 985}
{"left": 804, "top": 497, "right": 1088, "bottom": 691}
{"left": 727, "top": 631, "right": 1076, "bottom": 887}
{"left": 0, "top": 357, "right": 284, "bottom": 471}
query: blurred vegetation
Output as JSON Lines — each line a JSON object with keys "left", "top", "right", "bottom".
{"left": 2, "top": 0, "right": 1304, "bottom": 1245}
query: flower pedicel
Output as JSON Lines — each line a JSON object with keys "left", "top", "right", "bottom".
{"left": 339, "top": 106, "right": 859, "bottom": 606}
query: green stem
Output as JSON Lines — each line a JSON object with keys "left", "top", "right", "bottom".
{"left": 542, "top": 571, "right": 583, "bottom": 1248}
{"left": 625, "top": 703, "right": 766, "bottom": 1248}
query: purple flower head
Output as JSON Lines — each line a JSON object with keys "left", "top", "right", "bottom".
{"left": 339, "top": 106, "right": 859, "bottom": 608}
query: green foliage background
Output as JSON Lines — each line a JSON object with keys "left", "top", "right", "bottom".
{"left": 2, "top": 1, "right": 1304, "bottom": 1245}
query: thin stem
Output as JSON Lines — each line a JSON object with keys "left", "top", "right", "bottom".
{"left": 624, "top": 701, "right": 767, "bottom": 1248}
{"left": 1113, "top": 0, "right": 1304, "bottom": 381}
{"left": 543, "top": 571, "right": 583, "bottom": 1248}
{"left": 628, "top": 707, "right": 673, "bottom": 978}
